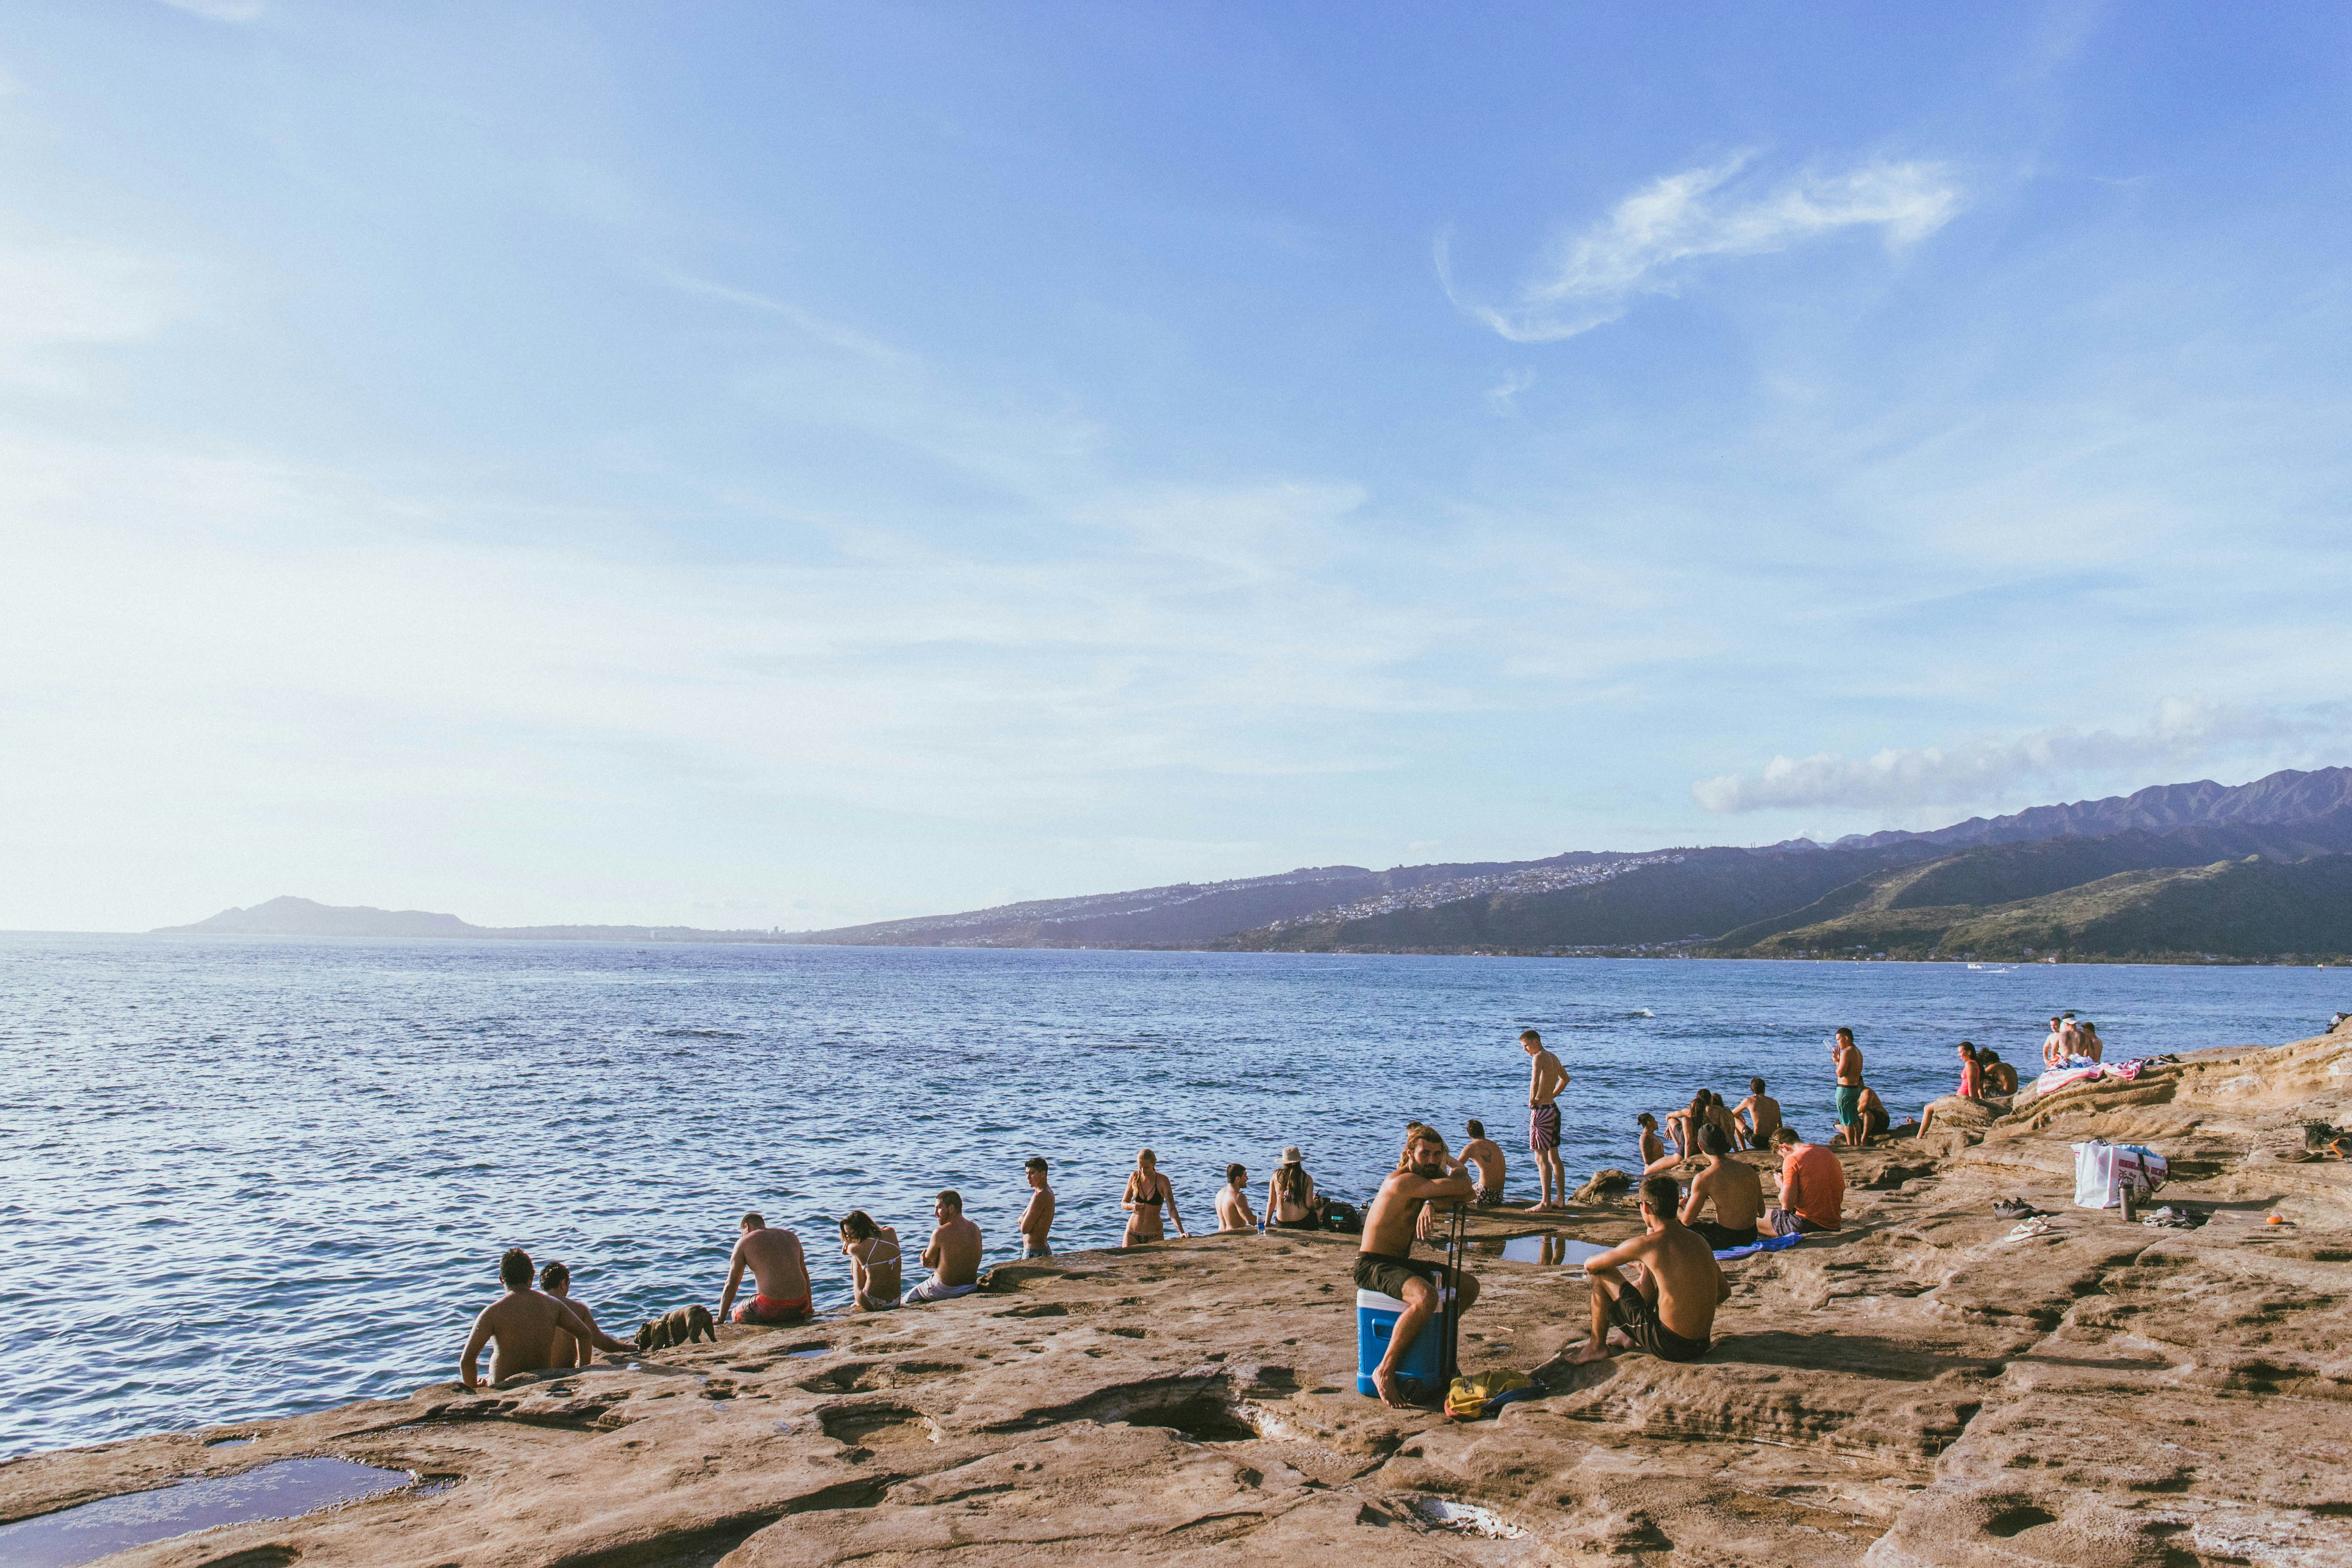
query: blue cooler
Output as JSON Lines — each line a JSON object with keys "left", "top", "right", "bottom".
{"left": 1356, "top": 1288, "right": 1447, "bottom": 1397}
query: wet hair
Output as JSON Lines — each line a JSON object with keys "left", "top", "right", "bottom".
{"left": 1226, "top": 1163, "right": 1246, "bottom": 1185}
{"left": 1750, "top": 1077, "right": 1766, "bottom": 1093}
{"left": 1520, "top": 1029, "right": 1542, "bottom": 1043}
{"left": 1636, "top": 1112, "right": 1657, "bottom": 1129}
{"left": 840, "top": 1210, "right": 880, "bottom": 1241}
{"left": 1835, "top": 1027, "right": 1856, "bottom": 1045}
{"left": 1136, "top": 1148, "right": 1157, "bottom": 1167}
{"left": 1980, "top": 1049, "right": 2002, "bottom": 1064}
{"left": 1466, "top": 1119, "right": 1485, "bottom": 1138}
{"left": 1699, "top": 1124, "right": 1731, "bottom": 1157}
{"left": 935, "top": 1189, "right": 962, "bottom": 1213}
{"left": 1025, "top": 1156, "right": 1048, "bottom": 1173}
{"left": 538, "top": 1260, "right": 570, "bottom": 1293}
{"left": 1638, "top": 1174, "right": 1681, "bottom": 1216}
{"left": 741, "top": 1212, "right": 765, "bottom": 1230}
{"left": 499, "top": 1248, "right": 533, "bottom": 1290}
{"left": 1769, "top": 1125, "right": 1801, "bottom": 1147}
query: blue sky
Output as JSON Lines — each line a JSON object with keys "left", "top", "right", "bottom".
{"left": 5, "top": 2, "right": 2351, "bottom": 930}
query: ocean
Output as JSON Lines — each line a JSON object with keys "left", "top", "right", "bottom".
{"left": 2, "top": 934, "right": 2339, "bottom": 1459}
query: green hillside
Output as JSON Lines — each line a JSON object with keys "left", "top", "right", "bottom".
{"left": 1716, "top": 853, "right": 2352, "bottom": 962}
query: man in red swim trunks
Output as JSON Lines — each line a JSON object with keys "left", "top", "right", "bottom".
{"left": 718, "top": 1212, "right": 813, "bottom": 1324}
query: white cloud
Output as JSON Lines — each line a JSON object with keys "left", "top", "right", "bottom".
{"left": 156, "top": 0, "right": 264, "bottom": 21}
{"left": 1443, "top": 153, "right": 1962, "bottom": 343}
{"left": 1484, "top": 367, "right": 1535, "bottom": 415}
{"left": 1690, "top": 699, "right": 2344, "bottom": 814}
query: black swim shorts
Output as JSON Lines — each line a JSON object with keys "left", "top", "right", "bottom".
{"left": 1687, "top": 1219, "right": 1759, "bottom": 1251}
{"left": 1353, "top": 1250, "right": 1458, "bottom": 1304}
{"left": 1597, "top": 1275, "right": 1709, "bottom": 1363}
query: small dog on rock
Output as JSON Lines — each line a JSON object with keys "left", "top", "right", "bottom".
{"left": 635, "top": 1304, "right": 717, "bottom": 1351}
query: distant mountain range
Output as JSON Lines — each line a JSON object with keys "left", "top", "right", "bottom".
{"left": 154, "top": 768, "right": 2352, "bottom": 963}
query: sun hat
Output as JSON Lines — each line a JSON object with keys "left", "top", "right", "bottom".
{"left": 1277, "top": 1146, "right": 1305, "bottom": 1166}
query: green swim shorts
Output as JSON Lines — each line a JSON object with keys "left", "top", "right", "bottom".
{"left": 1834, "top": 1085, "right": 1863, "bottom": 1126}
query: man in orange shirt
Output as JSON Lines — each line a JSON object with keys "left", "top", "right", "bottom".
{"left": 1767, "top": 1126, "right": 1843, "bottom": 1234}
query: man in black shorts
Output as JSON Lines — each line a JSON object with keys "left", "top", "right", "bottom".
{"left": 1568, "top": 1174, "right": 1728, "bottom": 1365}
{"left": 1353, "top": 1124, "right": 1482, "bottom": 1407}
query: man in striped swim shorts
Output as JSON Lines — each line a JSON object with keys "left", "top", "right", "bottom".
{"left": 1522, "top": 1029, "right": 1569, "bottom": 1211}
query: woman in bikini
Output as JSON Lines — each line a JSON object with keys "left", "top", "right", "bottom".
{"left": 839, "top": 1210, "right": 901, "bottom": 1311}
{"left": 1266, "top": 1147, "right": 1318, "bottom": 1230}
{"left": 1121, "top": 1149, "right": 1188, "bottom": 1247}
{"left": 1917, "top": 1042, "right": 1982, "bottom": 1139}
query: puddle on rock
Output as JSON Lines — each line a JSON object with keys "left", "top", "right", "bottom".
{"left": 1479, "top": 1234, "right": 1612, "bottom": 1266}
{"left": 0, "top": 1458, "right": 418, "bottom": 1568}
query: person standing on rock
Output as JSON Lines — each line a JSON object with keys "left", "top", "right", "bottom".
{"left": 1678, "top": 1124, "right": 1762, "bottom": 1250}
{"left": 1018, "top": 1157, "right": 1056, "bottom": 1259}
{"left": 1122, "top": 1149, "right": 1188, "bottom": 1246}
{"left": 903, "top": 1190, "right": 984, "bottom": 1304}
{"left": 1522, "top": 1029, "right": 1570, "bottom": 1211}
{"left": 1567, "top": 1174, "right": 1727, "bottom": 1365}
{"left": 1354, "top": 1125, "right": 1483, "bottom": 1407}
{"left": 1831, "top": 1028, "right": 1866, "bottom": 1146}
{"left": 460, "top": 1247, "right": 633, "bottom": 1389}
{"left": 720, "top": 1213, "right": 814, "bottom": 1324}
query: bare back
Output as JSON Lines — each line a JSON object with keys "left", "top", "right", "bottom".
{"left": 851, "top": 1228, "right": 902, "bottom": 1300}
{"left": 926, "top": 1216, "right": 983, "bottom": 1286}
{"left": 546, "top": 1292, "right": 602, "bottom": 1369}
{"left": 736, "top": 1228, "right": 811, "bottom": 1302}
{"left": 1461, "top": 1137, "right": 1505, "bottom": 1191}
{"left": 1686, "top": 1156, "right": 1763, "bottom": 1231}
{"left": 464, "top": 1289, "right": 600, "bottom": 1385}
{"left": 1592, "top": 1222, "right": 1724, "bottom": 1343}
{"left": 1737, "top": 1094, "right": 1780, "bottom": 1141}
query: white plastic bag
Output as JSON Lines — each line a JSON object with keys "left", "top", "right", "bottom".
{"left": 2073, "top": 1141, "right": 2120, "bottom": 1208}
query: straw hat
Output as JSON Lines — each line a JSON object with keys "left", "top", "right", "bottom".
{"left": 1277, "top": 1146, "right": 1305, "bottom": 1166}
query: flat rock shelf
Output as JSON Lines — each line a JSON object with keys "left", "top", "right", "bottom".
{"left": 7, "top": 1023, "right": 2352, "bottom": 1567}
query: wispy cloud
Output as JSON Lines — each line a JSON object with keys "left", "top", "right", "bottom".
{"left": 156, "top": 0, "right": 264, "bottom": 21}
{"left": 655, "top": 271, "right": 910, "bottom": 364}
{"left": 1691, "top": 698, "right": 2346, "bottom": 814}
{"left": 1484, "top": 367, "right": 1535, "bottom": 415}
{"left": 1443, "top": 153, "right": 1962, "bottom": 343}
{"left": 0, "top": 229, "right": 184, "bottom": 389}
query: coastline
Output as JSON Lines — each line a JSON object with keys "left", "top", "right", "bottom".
{"left": 7, "top": 1025, "right": 2351, "bottom": 1565}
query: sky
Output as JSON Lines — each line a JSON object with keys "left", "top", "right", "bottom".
{"left": 5, "top": 2, "right": 2352, "bottom": 931}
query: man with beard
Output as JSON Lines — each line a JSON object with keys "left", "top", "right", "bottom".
{"left": 1354, "top": 1124, "right": 1483, "bottom": 1408}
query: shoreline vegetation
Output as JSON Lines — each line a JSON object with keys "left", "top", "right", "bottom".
{"left": 8, "top": 1021, "right": 2351, "bottom": 1565}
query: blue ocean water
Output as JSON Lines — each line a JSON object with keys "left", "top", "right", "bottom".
{"left": 2, "top": 934, "right": 2341, "bottom": 1459}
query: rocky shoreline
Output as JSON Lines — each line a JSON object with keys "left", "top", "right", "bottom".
{"left": 8, "top": 1026, "right": 2352, "bottom": 1567}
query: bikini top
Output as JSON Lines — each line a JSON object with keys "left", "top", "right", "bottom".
{"left": 1129, "top": 1173, "right": 1167, "bottom": 1216}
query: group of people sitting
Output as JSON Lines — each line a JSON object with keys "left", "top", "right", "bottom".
{"left": 2041, "top": 1013, "right": 2105, "bottom": 1069}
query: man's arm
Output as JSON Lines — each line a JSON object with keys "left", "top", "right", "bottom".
{"left": 1678, "top": 1170, "right": 1710, "bottom": 1227}
{"left": 1388, "top": 1170, "right": 1477, "bottom": 1203}
{"left": 459, "top": 1305, "right": 496, "bottom": 1390}
{"left": 555, "top": 1298, "right": 632, "bottom": 1355}
{"left": 922, "top": 1227, "right": 943, "bottom": 1268}
{"left": 717, "top": 1242, "right": 748, "bottom": 1320}
{"left": 1581, "top": 1230, "right": 1657, "bottom": 1276}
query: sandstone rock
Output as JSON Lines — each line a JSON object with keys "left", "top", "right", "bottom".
{"left": 8, "top": 1029, "right": 2352, "bottom": 1565}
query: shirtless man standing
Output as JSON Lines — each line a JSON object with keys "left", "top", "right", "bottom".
{"left": 1018, "top": 1157, "right": 1056, "bottom": 1259}
{"left": 1831, "top": 1028, "right": 1867, "bottom": 1147}
{"left": 1568, "top": 1174, "right": 1729, "bottom": 1365}
{"left": 903, "top": 1189, "right": 984, "bottom": 1304}
{"left": 1732, "top": 1078, "right": 1781, "bottom": 1149}
{"left": 1354, "top": 1125, "right": 1482, "bottom": 1407}
{"left": 1459, "top": 1120, "right": 1507, "bottom": 1205}
{"left": 460, "top": 1248, "right": 632, "bottom": 1389}
{"left": 1522, "top": 1029, "right": 1569, "bottom": 1211}
{"left": 1679, "top": 1124, "right": 1763, "bottom": 1250}
{"left": 718, "top": 1213, "right": 813, "bottom": 1325}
